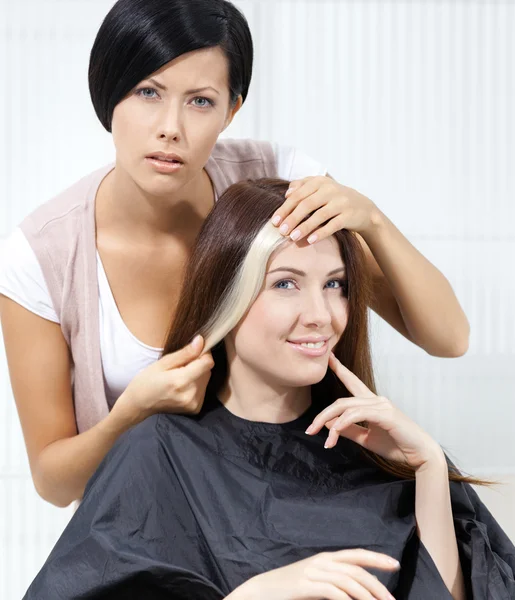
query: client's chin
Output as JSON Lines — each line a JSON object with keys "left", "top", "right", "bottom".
{"left": 283, "top": 365, "right": 329, "bottom": 388}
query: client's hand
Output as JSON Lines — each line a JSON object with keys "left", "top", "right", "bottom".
{"left": 227, "top": 549, "right": 399, "bottom": 600}
{"left": 305, "top": 353, "right": 443, "bottom": 471}
{"left": 116, "top": 335, "right": 214, "bottom": 421}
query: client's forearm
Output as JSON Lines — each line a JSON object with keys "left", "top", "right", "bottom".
{"left": 415, "top": 452, "right": 466, "bottom": 600}
{"left": 224, "top": 579, "right": 257, "bottom": 600}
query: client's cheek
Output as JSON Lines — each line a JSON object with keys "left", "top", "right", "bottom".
{"left": 335, "top": 318, "right": 348, "bottom": 337}
{"left": 331, "top": 303, "right": 349, "bottom": 334}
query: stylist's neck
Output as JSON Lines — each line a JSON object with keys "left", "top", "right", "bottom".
{"left": 96, "top": 163, "right": 212, "bottom": 242}
{"left": 219, "top": 358, "right": 311, "bottom": 424}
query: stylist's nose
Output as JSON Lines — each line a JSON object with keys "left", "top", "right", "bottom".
{"left": 300, "top": 291, "right": 332, "bottom": 328}
{"left": 158, "top": 101, "right": 182, "bottom": 142}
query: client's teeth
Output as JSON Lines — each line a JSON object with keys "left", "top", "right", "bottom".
{"left": 300, "top": 341, "right": 324, "bottom": 348}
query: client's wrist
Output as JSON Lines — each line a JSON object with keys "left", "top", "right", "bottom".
{"left": 224, "top": 577, "right": 259, "bottom": 600}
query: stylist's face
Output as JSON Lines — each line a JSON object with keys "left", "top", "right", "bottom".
{"left": 111, "top": 46, "right": 241, "bottom": 198}
{"left": 227, "top": 237, "right": 349, "bottom": 388}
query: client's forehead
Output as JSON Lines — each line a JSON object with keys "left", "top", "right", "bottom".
{"left": 268, "top": 237, "right": 344, "bottom": 274}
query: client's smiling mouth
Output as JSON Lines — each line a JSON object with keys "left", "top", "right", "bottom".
{"left": 295, "top": 341, "right": 325, "bottom": 348}
{"left": 286, "top": 337, "right": 331, "bottom": 356}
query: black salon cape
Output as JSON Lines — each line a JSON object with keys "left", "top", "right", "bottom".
{"left": 24, "top": 394, "right": 515, "bottom": 599}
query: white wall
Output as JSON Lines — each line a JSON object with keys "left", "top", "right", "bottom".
{"left": 1, "top": 1, "right": 514, "bottom": 598}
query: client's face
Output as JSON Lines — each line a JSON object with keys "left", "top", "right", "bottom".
{"left": 227, "top": 237, "right": 349, "bottom": 387}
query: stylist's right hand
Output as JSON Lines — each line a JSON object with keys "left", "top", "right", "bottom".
{"left": 231, "top": 549, "right": 399, "bottom": 600}
{"left": 117, "top": 335, "right": 214, "bottom": 420}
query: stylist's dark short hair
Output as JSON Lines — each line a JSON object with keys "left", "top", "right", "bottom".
{"left": 88, "top": 0, "right": 253, "bottom": 132}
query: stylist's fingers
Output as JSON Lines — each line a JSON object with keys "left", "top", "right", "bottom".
{"left": 176, "top": 351, "right": 215, "bottom": 382}
{"left": 270, "top": 178, "right": 311, "bottom": 225}
{"left": 159, "top": 335, "right": 204, "bottom": 370}
{"left": 158, "top": 352, "right": 214, "bottom": 415}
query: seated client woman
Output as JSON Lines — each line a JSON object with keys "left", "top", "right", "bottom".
{"left": 24, "top": 180, "right": 515, "bottom": 600}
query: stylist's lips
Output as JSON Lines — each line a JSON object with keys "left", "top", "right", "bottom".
{"left": 146, "top": 151, "right": 184, "bottom": 173}
{"left": 287, "top": 336, "right": 330, "bottom": 357}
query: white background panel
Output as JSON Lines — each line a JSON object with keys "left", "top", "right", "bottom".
{"left": 1, "top": 1, "right": 513, "bottom": 598}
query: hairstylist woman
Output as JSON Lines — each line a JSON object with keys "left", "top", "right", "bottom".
{"left": 0, "top": 0, "right": 469, "bottom": 508}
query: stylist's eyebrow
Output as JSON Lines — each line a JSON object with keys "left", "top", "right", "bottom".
{"left": 267, "top": 267, "right": 345, "bottom": 276}
{"left": 147, "top": 78, "right": 220, "bottom": 95}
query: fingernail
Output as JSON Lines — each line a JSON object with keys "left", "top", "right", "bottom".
{"left": 305, "top": 424, "right": 315, "bottom": 435}
{"left": 272, "top": 215, "right": 281, "bottom": 226}
{"left": 290, "top": 229, "right": 301, "bottom": 241}
{"left": 279, "top": 223, "right": 289, "bottom": 234}
{"left": 388, "top": 558, "right": 400, "bottom": 567}
{"left": 191, "top": 334, "right": 202, "bottom": 347}
{"left": 307, "top": 234, "right": 317, "bottom": 244}
{"left": 285, "top": 188, "right": 293, "bottom": 197}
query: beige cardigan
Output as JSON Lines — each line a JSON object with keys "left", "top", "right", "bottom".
{"left": 20, "top": 138, "right": 278, "bottom": 433}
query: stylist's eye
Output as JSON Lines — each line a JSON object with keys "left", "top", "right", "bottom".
{"left": 135, "top": 87, "right": 160, "bottom": 100}
{"left": 191, "top": 96, "right": 215, "bottom": 108}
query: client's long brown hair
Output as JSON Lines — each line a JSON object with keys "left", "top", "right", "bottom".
{"left": 163, "top": 178, "right": 495, "bottom": 487}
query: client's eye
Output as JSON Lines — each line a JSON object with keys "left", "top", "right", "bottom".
{"left": 274, "top": 279, "right": 296, "bottom": 290}
{"left": 326, "top": 278, "right": 349, "bottom": 296}
{"left": 325, "top": 279, "right": 346, "bottom": 289}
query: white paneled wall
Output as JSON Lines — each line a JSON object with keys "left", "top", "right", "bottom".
{"left": 1, "top": 1, "right": 514, "bottom": 598}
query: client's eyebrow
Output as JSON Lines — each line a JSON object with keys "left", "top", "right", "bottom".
{"left": 267, "top": 267, "right": 345, "bottom": 277}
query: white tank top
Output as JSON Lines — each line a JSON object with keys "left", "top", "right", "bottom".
{"left": 0, "top": 143, "right": 326, "bottom": 405}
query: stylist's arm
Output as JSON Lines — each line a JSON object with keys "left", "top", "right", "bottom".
{"left": 50, "top": 335, "right": 212, "bottom": 507}
{"left": 1, "top": 295, "right": 213, "bottom": 508}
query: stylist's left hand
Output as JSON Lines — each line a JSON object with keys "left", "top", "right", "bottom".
{"left": 271, "top": 175, "right": 381, "bottom": 243}
{"left": 305, "top": 353, "right": 444, "bottom": 470}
